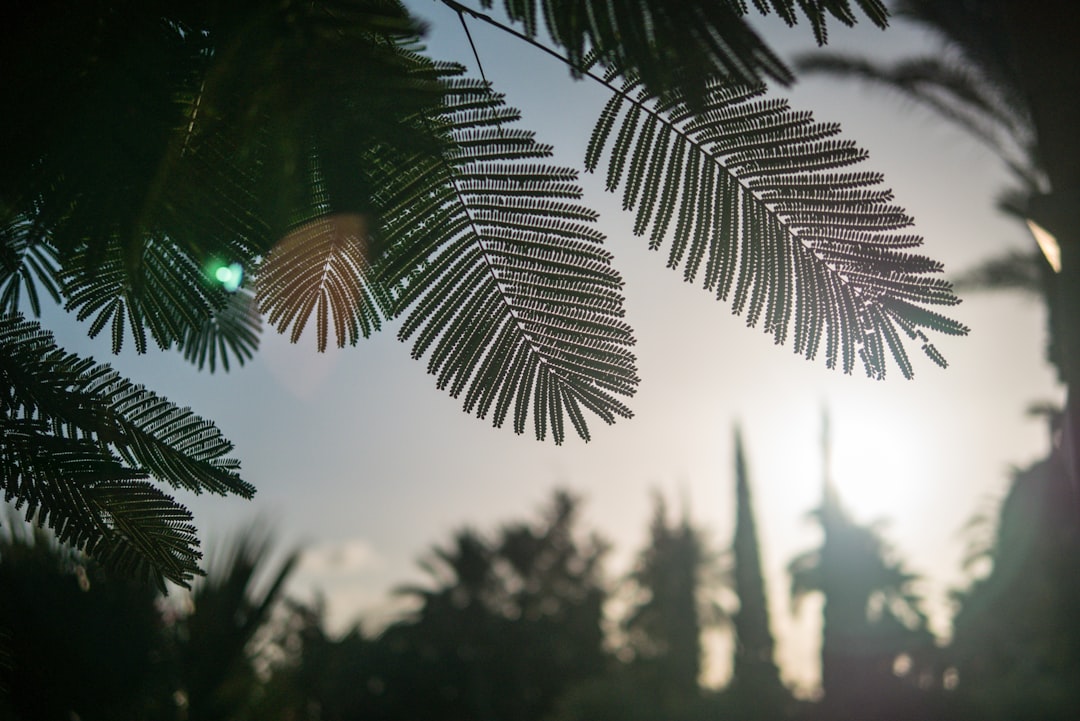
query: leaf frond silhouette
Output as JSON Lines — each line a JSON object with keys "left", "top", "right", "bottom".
{"left": 0, "top": 211, "right": 62, "bottom": 318}
{"left": 0, "top": 422, "right": 204, "bottom": 590}
{"left": 377, "top": 76, "right": 639, "bottom": 443}
{"left": 0, "top": 313, "right": 250, "bottom": 588}
{"left": 181, "top": 288, "right": 262, "bottom": 372}
{"left": 258, "top": 213, "right": 389, "bottom": 352}
{"left": 61, "top": 236, "right": 230, "bottom": 356}
{"left": 587, "top": 79, "right": 968, "bottom": 379}
{"left": 950, "top": 249, "right": 1046, "bottom": 296}
{"left": 794, "top": 51, "right": 1040, "bottom": 187}
{"left": 471, "top": 0, "right": 889, "bottom": 103}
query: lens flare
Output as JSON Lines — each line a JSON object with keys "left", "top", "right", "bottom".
{"left": 210, "top": 262, "right": 244, "bottom": 292}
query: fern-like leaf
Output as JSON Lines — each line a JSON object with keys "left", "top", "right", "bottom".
{"left": 60, "top": 236, "right": 232, "bottom": 355}
{"left": 478, "top": 0, "right": 889, "bottom": 103}
{"left": 180, "top": 288, "right": 262, "bottom": 372}
{"left": 0, "top": 421, "right": 202, "bottom": 590}
{"left": 0, "top": 211, "right": 62, "bottom": 318}
{"left": 0, "top": 313, "right": 251, "bottom": 587}
{"left": 378, "top": 78, "right": 638, "bottom": 443}
{"left": 588, "top": 80, "right": 968, "bottom": 379}
{"left": 258, "top": 213, "right": 390, "bottom": 351}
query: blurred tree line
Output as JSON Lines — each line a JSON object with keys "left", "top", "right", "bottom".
{"left": 2, "top": 422, "right": 1078, "bottom": 721}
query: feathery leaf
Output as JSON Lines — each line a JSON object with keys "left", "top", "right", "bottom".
{"left": 379, "top": 78, "right": 638, "bottom": 442}
{"left": 588, "top": 79, "right": 967, "bottom": 379}
{"left": 0, "top": 313, "right": 250, "bottom": 588}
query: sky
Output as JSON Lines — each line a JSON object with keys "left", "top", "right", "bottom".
{"left": 34, "top": 1, "right": 1062, "bottom": 697}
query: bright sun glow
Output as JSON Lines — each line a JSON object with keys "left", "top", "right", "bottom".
{"left": 827, "top": 410, "right": 926, "bottom": 523}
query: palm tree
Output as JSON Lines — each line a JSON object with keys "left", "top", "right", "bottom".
{"left": 388, "top": 490, "right": 609, "bottom": 721}
{"left": 2, "top": 0, "right": 966, "bottom": 584}
{"left": 176, "top": 526, "right": 300, "bottom": 721}
{"left": 795, "top": 0, "right": 1080, "bottom": 500}
{"left": 0, "top": 518, "right": 297, "bottom": 720}
{"left": 789, "top": 416, "right": 934, "bottom": 718}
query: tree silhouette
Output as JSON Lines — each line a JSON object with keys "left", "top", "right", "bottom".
{"left": 243, "top": 598, "right": 385, "bottom": 721}
{"left": 949, "top": 413, "right": 1080, "bottom": 721}
{"left": 623, "top": 493, "right": 723, "bottom": 699}
{"left": 176, "top": 526, "right": 300, "bottom": 721}
{"left": 0, "top": 519, "right": 297, "bottom": 721}
{"left": 796, "top": 0, "right": 1080, "bottom": 501}
{"left": 788, "top": 416, "right": 935, "bottom": 719}
{"left": 1, "top": 0, "right": 969, "bottom": 584}
{"left": 727, "top": 427, "right": 789, "bottom": 719}
{"left": 376, "top": 490, "right": 609, "bottom": 721}
{"left": 0, "top": 519, "right": 170, "bottom": 720}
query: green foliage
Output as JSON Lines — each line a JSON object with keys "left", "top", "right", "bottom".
{"left": 623, "top": 494, "right": 722, "bottom": 697}
{"left": 950, "top": 441, "right": 1080, "bottom": 721}
{"left": 0, "top": 0, "right": 970, "bottom": 583}
{"left": 789, "top": 476, "right": 935, "bottom": 716}
{"left": 0, "top": 522, "right": 173, "bottom": 720}
{"left": 379, "top": 490, "right": 610, "bottom": 721}
{"left": 378, "top": 79, "right": 638, "bottom": 442}
{"left": 0, "top": 314, "right": 250, "bottom": 589}
{"left": 0, "top": 210, "right": 62, "bottom": 318}
{"left": 793, "top": 1, "right": 1061, "bottom": 377}
{"left": 0, "top": 521, "right": 300, "bottom": 721}
{"left": 178, "top": 526, "right": 300, "bottom": 721}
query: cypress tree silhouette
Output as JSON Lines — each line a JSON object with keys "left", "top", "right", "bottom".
{"left": 728, "top": 427, "right": 788, "bottom": 718}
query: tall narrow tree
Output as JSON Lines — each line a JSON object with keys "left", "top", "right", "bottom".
{"left": 728, "top": 427, "right": 787, "bottom": 714}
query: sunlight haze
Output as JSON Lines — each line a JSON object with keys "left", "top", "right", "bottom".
{"left": 34, "top": 2, "right": 1061, "bottom": 697}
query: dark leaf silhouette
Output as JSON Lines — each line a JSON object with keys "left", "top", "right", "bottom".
{"left": 0, "top": 314, "right": 250, "bottom": 589}
{"left": 378, "top": 77, "right": 639, "bottom": 443}
{"left": 587, "top": 78, "right": 967, "bottom": 378}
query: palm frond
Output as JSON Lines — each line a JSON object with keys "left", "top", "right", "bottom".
{"left": 794, "top": 52, "right": 1039, "bottom": 186}
{"left": 587, "top": 79, "right": 968, "bottom": 379}
{"left": 377, "top": 77, "right": 638, "bottom": 443}
{"left": 951, "top": 249, "right": 1046, "bottom": 296}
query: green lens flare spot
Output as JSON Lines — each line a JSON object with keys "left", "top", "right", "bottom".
{"left": 210, "top": 262, "right": 244, "bottom": 293}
